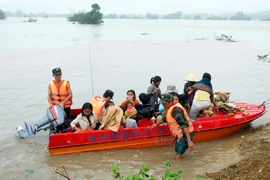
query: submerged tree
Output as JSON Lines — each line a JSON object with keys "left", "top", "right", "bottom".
{"left": 68, "top": 3, "right": 103, "bottom": 24}
{"left": 0, "top": 9, "right": 6, "bottom": 20}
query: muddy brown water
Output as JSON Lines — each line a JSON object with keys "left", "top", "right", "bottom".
{"left": 1, "top": 18, "right": 270, "bottom": 179}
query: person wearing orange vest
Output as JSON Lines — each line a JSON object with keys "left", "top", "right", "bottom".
{"left": 160, "top": 93, "right": 195, "bottom": 160}
{"left": 91, "top": 89, "right": 114, "bottom": 130}
{"left": 48, "top": 68, "right": 73, "bottom": 129}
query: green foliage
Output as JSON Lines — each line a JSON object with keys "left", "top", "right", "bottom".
{"left": 0, "top": 9, "right": 6, "bottom": 20}
{"left": 257, "top": 54, "right": 270, "bottom": 62}
{"left": 162, "top": 161, "right": 183, "bottom": 180}
{"left": 193, "top": 15, "right": 202, "bottom": 20}
{"left": 104, "top": 13, "right": 118, "bottom": 19}
{"left": 163, "top": 11, "right": 182, "bottom": 19}
{"left": 146, "top": 13, "right": 159, "bottom": 19}
{"left": 230, "top": 12, "right": 251, "bottom": 21}
{"left": 194, "top": 175, "right": 204, "bottom": 180}
{"left": 112, "top": 162, "right": 121, "bottom": 178}
{"left": 112, "top": 161, "right": 185, "bottom": 180}
{"left": 68, "top": 3, "right": 103, "bottom": 24}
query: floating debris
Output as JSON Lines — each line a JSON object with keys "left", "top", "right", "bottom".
{"left": 55, "top": 165, "right": 70, "bottom": 180}
{"left": 216, "top": 34, "right": 236, "bottom": 42}
{"left": 257, "top": 54, "right": 269, "bottom": 62}
{"left": 195, "top": 38, "right": 208, "bottom": 41}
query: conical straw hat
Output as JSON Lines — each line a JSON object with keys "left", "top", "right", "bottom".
{"left": 183, "top": 73, "right": 198, "bottom": 82}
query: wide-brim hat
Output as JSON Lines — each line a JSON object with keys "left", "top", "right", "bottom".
{"left": 165, "top": 85, "right": 178, "bottom": 93}
{"left": 183, "top": 73, "right": 198, "bottom": 82}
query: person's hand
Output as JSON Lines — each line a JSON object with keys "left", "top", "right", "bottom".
{"left": 75, "top": 127, "right": 82, "bottom": 132}
{"left": 87, "top": 127, "right": 93, "bottom": 131}
{"left": 59, "top": 102, "right": 64, "bottom": 109}
{"left": 188, "top": 140, "right": 196, "bottom": 151}
{"left": 127, "top": 96, "right": 133, "bottom": 102}
{"left": 91, "top": 123, "right": 96, "bottom": 129}
{"left": 155, "top": 88, "right": 160, "bottom": 92}
{"left": 159, "top": 123, "right": 167, "bottom": 127}
{"left": 150, "top": 124, "right": 157, "bottom": 129}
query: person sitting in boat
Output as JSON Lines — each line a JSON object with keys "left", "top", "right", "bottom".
{"left": 124, "top": 103, "right": 138, "bottom": 128}
{"left": 124, "top": 101, "right": 137, "bottom": 119}
{"left": 156, "top": 85, "right": 179, "bottom": 126}
{"left": 99, "top": 101, "right": 126, "bottom": 132}
{"left": 137, "top": 108, "right": 156, "bottom": 128}
{"left": 135, "top": 93, "right": 157, "bottom": 121}
{"left": 120, "top": 90, "right": 140, "bottom": 111}
{"left": 91, "top": 89, "right": 114, "bottom": 129}
{"left": 70, "top": 102, "right": 97, "bottom": 132}
{"left": 160, "top": 93, "right": 195, "bottom": 160}
{"left": 147, "top": 76, "right": 162, "bottom": 106}
{"left": 188, "top": 72, "right": 217, "bottom": 121}
{"left": 182, "top": 73, "right": 198, "bottom": 113}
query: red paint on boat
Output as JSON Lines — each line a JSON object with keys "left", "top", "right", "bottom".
{"left": 47, "top": 102, "right": 266, "bottom": 155}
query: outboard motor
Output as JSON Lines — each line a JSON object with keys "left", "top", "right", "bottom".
{"left": 15, "top": 105, "right": 66, "bottom": 139}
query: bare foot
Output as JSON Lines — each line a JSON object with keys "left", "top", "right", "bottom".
{"left": 174, "top": 154, "right": 182, "bottom": 160}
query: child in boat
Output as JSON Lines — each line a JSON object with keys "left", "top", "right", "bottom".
{"left": 70, "top": 102, "right": 97, "bottom": 132}
{"left": 124, "top": 103, "right": 138, "bottom": 128}
{"left": 99, "top": 101, "right": 126, "bottom": 132}
{"left": 137, "top": 108, "right": 156, "bottom": 127}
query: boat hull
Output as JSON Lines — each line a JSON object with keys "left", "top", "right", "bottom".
{"left": 47, "top": 102, "right": 266, "bottom": 155}
{"left": 47, "top": 121, "right": 252, "bottom": 155}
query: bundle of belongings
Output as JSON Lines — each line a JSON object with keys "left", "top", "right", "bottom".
{"left": 214, "top": 92, "right": 249, "bottom": 116}
{"left": 198, "top": 92, "right": 249, "bottom": 117}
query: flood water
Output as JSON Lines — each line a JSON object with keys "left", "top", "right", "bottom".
{"left": 1, "top": 17, "right": 270, "bottom": 179}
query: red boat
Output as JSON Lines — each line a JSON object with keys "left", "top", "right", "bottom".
{"left": 47, "top": 102, "right": 266, "bottom": 155}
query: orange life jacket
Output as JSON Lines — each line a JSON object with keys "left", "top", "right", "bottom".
{"left": 50, "top": 80, "right": 72, "bottom": 108}
{"left": 90, "top": 96, "right": 106, "bottom": 120}
{"left": 166, "top": 103, "right": 194, "bottom": 138}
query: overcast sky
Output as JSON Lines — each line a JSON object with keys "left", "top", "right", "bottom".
{"left": 1, "top": 0, "right": 269, "bottom": 14}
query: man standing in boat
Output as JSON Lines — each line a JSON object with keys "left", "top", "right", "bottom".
{"left": 48, "top": 68, "right": 73, "bottom": 129}
{"left": 160, "top": 93, "right": 195, "bottom": 160}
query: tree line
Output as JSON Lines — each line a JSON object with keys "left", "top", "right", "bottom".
{"left": 104, "top": 11, "right": 270, "bottom": 21}
{"left": 1, "top": 7, "right": 270, "bottom": 21}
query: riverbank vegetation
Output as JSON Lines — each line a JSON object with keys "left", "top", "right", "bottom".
{"left": 0, "top": 9, "right": 6, "bottom": 20}
{"left": 103, "top": 10, "right": 270, "bottom": 21}
{"left": 4, "top": 9, "right": 270, "bottom": 21}
{"left": 112, "top": 161, "right": 189, "bottom": 180}
{"left": 68, "top": 4, "right": 103, "bottom": 24}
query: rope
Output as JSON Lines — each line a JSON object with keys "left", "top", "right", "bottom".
{"left": 261, "top": 98, "right": 270, "bottom": 106}
{"left": 88, "top": 43, "right": 95, "bottom": 97}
